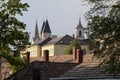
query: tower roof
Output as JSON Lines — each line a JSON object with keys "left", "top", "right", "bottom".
{"left": 42, "top": 20, "right": 51, "bottom": 33}
{"left": 33, "top": 21, "right": 40, "bottom": 41}
{"left": 40, "top": 21, "right": 45, "bottom": 34}
{"left": 76, "top": 17, "right": 83, "bottom": 29}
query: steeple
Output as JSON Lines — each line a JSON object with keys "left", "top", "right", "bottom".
{"left": 74, "top": 17, "right": 85, "bottom": 40}
{"left": 40, "top": 19, "right": 52, "bottom": 39}
{"left": 40, "top": 21, "right": 45, "bottom": 34}
{"left": 76, "top": 17, "right": 83, "bottom": 29}
{"left": 42, "top": 20, "right": 51, "bottom": 33}
{"left": 32, "top": 21, "right": 40, "bottom": 44}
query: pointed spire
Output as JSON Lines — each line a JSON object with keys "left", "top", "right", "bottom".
{"left": 76, "top": 17, "right": 83, "bottom": 29}
{"left": 40, "top": 21, "right": 45, "bottom": 34}
{"left": 42, "top": 20, "right": 51, "bottom": 33}
{"left": 33, "top": 21, "right": 40, "bottom": 42}
{"left": 79, "top": 17, "right": 81, "bottom": 25}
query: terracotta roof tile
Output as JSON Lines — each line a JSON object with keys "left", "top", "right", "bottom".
{"left": 59, "top": 55, "right": 120, "bottom": 79}
{"left": 6, "top": 61, "right": 77, "bottom": 80}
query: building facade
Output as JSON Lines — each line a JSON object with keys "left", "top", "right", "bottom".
{"left": 22, "top": 18, "right": 90, "bottom": 57}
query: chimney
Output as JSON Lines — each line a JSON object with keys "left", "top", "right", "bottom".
{"left": 26, "top": 52, "right": 30, "bottom": 63}
{"left": 76, "top": 49, "right": 83, "bottom": 64}
{"left": 73, "top": 47, "right": 77, "bottom": 60}
{"left": 43, "top": 50, "right": 49, "bottom": 62}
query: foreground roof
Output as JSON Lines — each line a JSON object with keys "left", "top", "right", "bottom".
{"left": 59, "top": 57, "right": 120, "bottom": 79}
{"left": 6, "top": 61, "right": 77, "bottom": 80}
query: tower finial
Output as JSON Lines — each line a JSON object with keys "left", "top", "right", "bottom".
{"left": 79, "top": 17, "right": 81, "bottom": 25}
{"left": 32, "top": 20, "right": 40, "bottom": 44}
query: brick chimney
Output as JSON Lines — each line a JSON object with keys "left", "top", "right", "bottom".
{"left": 26, "top": 52, "right": 30, "bottom": 63}
{"left": 76, "top": 49, "right": 83, "bottom": 64}
{"left": 43, "top": 50, "right": 49, "bottom": 62}
{"left": 73, "top": 47, "right": 77, "bottom": 60}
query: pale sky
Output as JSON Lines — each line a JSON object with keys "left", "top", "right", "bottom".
{"left": 18, "top": 0, "right": 90, "bottom": 41}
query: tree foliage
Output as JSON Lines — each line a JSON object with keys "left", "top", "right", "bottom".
{"left": 85, "top": 0, "right": 120, "bottom": 73}
{"left": 65, "top": 39, "right": 81, "bottom": 54}
{"left": 0, "top": 0, "right": 30, "bottom": 72}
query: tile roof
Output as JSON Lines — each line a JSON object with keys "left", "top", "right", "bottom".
{"left": 6, "top": 53, "right": 93, "bottom": 80}
{"left": 30, "top": 54, "right": 92, "bottom": 63}
{"left": 46, "top": 35, "right": 73, "bottom": 45}
{"left": 6, "top": 61, "right": 77, "bottom": 80}
{"left": 31, "top": 37, "right": 52, "bottom": 46}
{"left": 79, "top": 39, "right": 90, "bottom": 45}
{"left": 59, "top": 55, "right": 120, "bottom": 79}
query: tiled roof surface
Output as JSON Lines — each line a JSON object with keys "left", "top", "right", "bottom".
{"left": 46, "top": 35, "right": 73, "bottom": 45}
{"left": 6, "top": 61, "right": 77, "bottom": 80}
{"left": 31, "top": 37, "right": 52, "bottom": 46}
{"left": 30, "top": 53, "right": 92, "bottom": 63}
{"left": 60, "top": 55, "right": 120, "bottom": 79}
{"left": 79, "top": 39, "right": 90, "bottom": 45}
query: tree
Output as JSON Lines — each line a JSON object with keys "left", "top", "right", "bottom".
{"left": 0, "top": 0, "right": 30, "bottom": 77}
{"left": 85, "top": 0, "right": 120, "bottom": 73}
{"left": 65, "top": 39, "right": 81, "bottom": 54}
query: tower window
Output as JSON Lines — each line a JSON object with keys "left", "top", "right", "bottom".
{"left": 79, "top": 31, "right": 82, "bottom": 36}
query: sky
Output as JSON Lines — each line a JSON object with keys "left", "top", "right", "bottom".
{"left": 18, "top": 0, "right": 90, "bottom": 41}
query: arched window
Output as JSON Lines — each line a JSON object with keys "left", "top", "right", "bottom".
{"left": 79, "top": 31, "right": 82, "bottom": 36}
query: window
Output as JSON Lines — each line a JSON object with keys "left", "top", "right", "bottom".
{"left": 79, "top": 31, "right": 82, "bottom": 36}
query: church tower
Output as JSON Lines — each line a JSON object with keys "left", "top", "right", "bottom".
{"left": 32, "top": 21, "right": 40, "bottom": 44}
{"left": 40, "top": 20, "right": 51, "bottom": 39}
{"left": 74, "top": 17, "right": 85, "bottom": 40}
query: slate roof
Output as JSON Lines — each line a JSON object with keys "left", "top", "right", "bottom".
{"left": 46, "top": 35, "right": 73, "bottom": 45}
{"left": 31, "top": 37, "right": 52, "bottom": 46}
{"left": 40, "top": 21, "right": 45, "bottom": 34}
{"left": 33, "top": 21, "right": 40, "bottom": 41}
{"left": 6, "top": 61, "right": 77, "bottom": 80}
{"left": 42, "top": 20, "right": 51, "bottom": 33}
{"left": 79, "top": 39, "right": 90, "bottom": 45}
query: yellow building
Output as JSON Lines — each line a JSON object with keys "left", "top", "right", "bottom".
{"left": 42, "top": 35, "right": 73, "bottom": 56}
{"left": 23, "top": 18, "right": 90, "bottom": 57}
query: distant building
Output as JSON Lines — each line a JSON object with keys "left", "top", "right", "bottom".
{"left": 42, "top": 35, "right": 73, "bottom": 56}
{"left": 22, "top": 18, "right": 90, "bottom": 57}
{"left": 74, "top": 17, "right": 85, "bottom": 40}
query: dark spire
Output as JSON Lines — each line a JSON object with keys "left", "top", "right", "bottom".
{"left": 76, "top": 17, "right": 83, "bottom": 29}
{"left": 33, "top": 21, "right": 40, "bottom": 41}
{"left": 40, "top": 21, "right": 45, "bottom": 34}
{"left": 42, "top": 20, "right": 51, "bottom": 33}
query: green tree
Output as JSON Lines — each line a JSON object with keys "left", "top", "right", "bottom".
{"left": 85, "top": 0, "right": 120, "bottom": 73}
{"left": 0, "top": 0, "right": 30, "bottom": 76}
{"left": 65, "top": 39, "right": 81, "bottom": 54}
